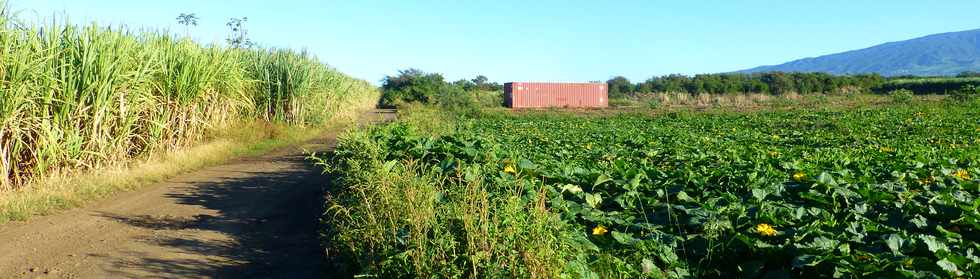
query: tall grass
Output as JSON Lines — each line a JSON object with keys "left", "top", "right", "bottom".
{"left": 320, "top": 121, "right": 579, "bottom": 278}
{"left": 0, "top": 4, "right": 378, "bottom": 190}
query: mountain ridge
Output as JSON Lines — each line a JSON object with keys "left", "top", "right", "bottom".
{"left": 740, "top": 28, "right": 980, "bottom": 76}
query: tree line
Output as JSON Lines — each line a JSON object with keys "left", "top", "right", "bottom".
{"left": 606, "top": 72, "right": 886, "bottom": 98}
{"left": 380, "top": 67, "right": 977, "bottom": 109}
{"left": 878, "top": 77, "right": 980, "bottom": 95}
{"left": 606, "top": 71, "right": 980, "bottom": 98}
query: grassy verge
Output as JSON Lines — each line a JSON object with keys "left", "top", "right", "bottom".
{"left": 0, "top": 118, "right": 352, "bottom": 224}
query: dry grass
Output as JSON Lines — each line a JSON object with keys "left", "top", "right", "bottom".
{"left": 648, "top": 92, "right": 789, "bottom": 108}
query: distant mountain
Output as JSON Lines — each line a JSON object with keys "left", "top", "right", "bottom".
{"left": 740, "top": 28, "right": 980, "bottom": 77}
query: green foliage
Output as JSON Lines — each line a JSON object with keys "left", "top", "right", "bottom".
{"left": 877, "top": 77, "right": 980, "bottom": 95}
{"left": 241, "top": 48, "right": 372, "bottom": 124}
{"left": 175, "top": 13, "right": 198, "bottom": 36}
{"left": 646, "top": 98, "right": 661, "bottom": 109}
{"left": 471, "top": 89, "right": 504, "bottom": 108}
{"left": 322, "top": 102, "right": 980, "bottom": 277}
{"left": 453, "top": 75, "right": 503, "bottom": 92}
{"left": 957, "top": 71, "right": 980, "bottom": 78}
{"left": 380, "top": 68, "right": 503, "bottom": 109}
{"left": 0, "top": 8, "right": 377, "bottom": 189}
{"left": 888, "top": 89, "right": 915, "bottom": 104}
{"left": 634, "top": 72, "right": 884, "bottom": 95}
{"left": 380, "top": 68, "right": 446, "bottom": 106}
{"left": 950, "top": 85, "right": 979, "bottom": 102}
{"left": 226, "top": 17, "right": 253, "bottom": 48}
{"left": 607, "top": 76, "right": 635, "bottom": 98}
{"left": 433, "top": 84, "right": 478, "bottom": 111}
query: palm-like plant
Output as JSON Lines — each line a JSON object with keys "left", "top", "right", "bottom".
{"left": 176, "top": 13, "right": 197, "bottom": 37}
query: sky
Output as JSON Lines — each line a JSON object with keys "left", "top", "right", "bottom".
{"left": 10, "top": 0, "right": 980, "bottom": 84}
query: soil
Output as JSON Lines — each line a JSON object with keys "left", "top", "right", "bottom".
{"left": 0, "top": 109, "right": 396, "bottom": 279}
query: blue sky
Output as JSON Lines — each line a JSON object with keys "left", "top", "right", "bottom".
{"left": 11, "top": 0, "right": 980, "bottom": 84}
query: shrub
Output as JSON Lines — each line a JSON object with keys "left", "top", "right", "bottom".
{"left": 950, "top": 85, "right": 979, "bottom": 102}
{"left": 380, "top": 69, "right": 504, "bottom": 110}
{"left": 379, "top": 69, "right": 446, "bottom": 107}
{"left": 888, "top": 89, "right": 915, "bottom": 104}
{"left": 876, "top": 77, "right": 980, "bottom": 95}
{"left": 471, "top": 90, "right": 504, "bottom": 108}
{"left": 646, "top": 98, "right": 662, "bottom": 109}
{"left": 433, "top": 85, "right": 479, "bottom": 111}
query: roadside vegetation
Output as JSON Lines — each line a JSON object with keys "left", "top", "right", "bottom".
{"left": 0, "top": 3, "right": 378, "bottom": 216}
{"left": 319, "top": 93, "right": 979, "bottom": 277}
{"left": 378, "top": 68, "right": 504, "bottom": 110}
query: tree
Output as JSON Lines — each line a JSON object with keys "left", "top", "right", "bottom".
{"left": 176, "top": 13, "right": 198, "bottom": 37}
{"left": 226, "top": 17, "right": 253, "bottom": 48}
{"left": 469, "top": 75, "right": 502, "bottom": 91}
{"left": 636, "top": 82, "right": 652, "bottom": 93}
{"left": 606, "top": 76, "right": 634, "bottom": 98}
{"left": 454, "top": 78, "right": 477, "bottom": 91}
{"left": 472, "top": 75, "right": 489, "bottom": 87}
{"left": 380, "top": 68, "right": 448, "bottom": 106}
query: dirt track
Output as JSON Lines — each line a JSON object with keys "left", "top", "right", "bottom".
{"left": 0, "top": 109, "right": 395, "bottom": 279}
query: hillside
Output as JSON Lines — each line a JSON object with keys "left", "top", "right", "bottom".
{"left": 741, "top": 28, "right": 980, "bottom": 76}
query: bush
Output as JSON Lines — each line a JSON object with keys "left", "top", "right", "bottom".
{"left": 471, "top": 90, "right": 505, "bottom": 108}
{"left": 647, "top": 98, "right": 662, "bottom": 109}
{"left": 876, "top": 77, "right": 980, "bottom": 95}
{"left": 888, "top": 89, "right": 914, "bottom": 104}
{"left": 379, "top": 69, "right": 446, "bottom": 107}
{"left": 950, "top": 85, "right": 979, "bottom": 102}
{"left": 380, "top": 69, "right": 504, "bottom": 110}
{"left": 433, "top": 85, "right": 479, "bottom": 111}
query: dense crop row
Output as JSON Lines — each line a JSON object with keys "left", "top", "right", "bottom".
{"left": 323, "top": 102, "right": 980, "bottom": 278}
{"left": 0, "top": 8, "right": 378, "bottom": 189}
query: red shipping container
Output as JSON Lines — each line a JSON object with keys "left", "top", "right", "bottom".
{"left": 504, "top": 82, "right": 608, "bottom": 109}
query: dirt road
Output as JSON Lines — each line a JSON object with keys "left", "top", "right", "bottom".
{"left": 0, "top": 109, "right": 395, "bottom": 279}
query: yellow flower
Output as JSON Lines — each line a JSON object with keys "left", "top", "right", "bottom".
{"left": 792, "top": 171, "right": 806, "bottom": 182}
{"left": 914, "top": 112, "right": 925, "bottom": 117}
{"left": 771, "top": 134, "right": 781, "bottom": 140}
{"left": 592, "top": 225, "right": 608, "bottom": 236}
{"left": 756, "top": 223, "right": 777, "bottom": 237}
{"left": 954, "top": 169, "right": 971, "bottom": 180}
{"left": 768, "top": 151, "right": 780, "bottom": 157}
{"left": 503, "top": 164, "right": 517, "bottom": 175}
{"left": 917, "top": 176, "right": 935, "bottom": 185}
{"left": 879, "top": 146, "right": 894, "bottom": 153}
